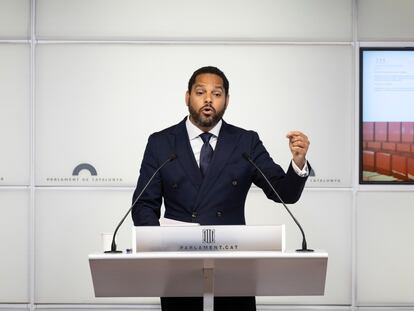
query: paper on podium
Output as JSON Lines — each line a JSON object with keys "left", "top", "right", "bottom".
{"left": 133, "top": 224, "right": 285, "bottom": 252}
{"left": 159, "top": 217, "right": 200, "bottom": 226}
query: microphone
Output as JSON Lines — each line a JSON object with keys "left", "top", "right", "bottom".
{"left": 105, "top": 153, "right": 177, "bottom": 253}
{"left": 242, "top": 152, "right": 313, "bottom": 252}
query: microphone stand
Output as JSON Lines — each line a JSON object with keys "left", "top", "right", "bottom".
{"left": 243, "top": 153, "right": 313, "bottom": 252}
{"left": 105, "top": 154, "right": 177, "bottom": 253}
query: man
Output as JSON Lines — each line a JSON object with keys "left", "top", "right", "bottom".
{"left": 132, "top": 66, "right": 310, "bottom": 311}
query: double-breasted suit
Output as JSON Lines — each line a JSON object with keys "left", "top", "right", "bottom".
{"left": 132, "top": 118, "right": 307, "bottom": 226}
{"left": 131, "top": 117, "right": 309, "bottom": 310}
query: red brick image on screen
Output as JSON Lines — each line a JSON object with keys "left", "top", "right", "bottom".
{"left": 402, "top": 122, "right": 414, "bottom": 143}
{"left": 363, "top": 122, "right": 374, "bottom": 141}
{"left": 367, "top": 141, "right": 381, "bottom": 150}
{"left": 375, "top": 152, "right": 391, "bottom": 175}
{"left": 382, "top": 142, "right": 396, "bottom": 152}
{"left": 374, "top": 122, "right": 387, "bottom": 142}
{"left": 392, "top": 155, "right": 407, "bottom": 180}
{"left": 396, "top": 143, "right": 411, "bottom": 153}
{"left": 362, "top": 121, "right": 414, "bottom": 181}
{"left": 388, "top": 122, "right": 401, "bottom": 142}
{"left": 363, "top": 150, "right": 375, "bottom": 172}
{"left": 408, "top": 158, "right": 414, "bottom": 180}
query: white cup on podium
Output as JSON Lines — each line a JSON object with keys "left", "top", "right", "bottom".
{"left": 101, "top": 232, "right": 113, "bottom": 253}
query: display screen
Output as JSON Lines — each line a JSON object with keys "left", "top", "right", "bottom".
{"left": 360, "top": 47, "right": 414, "bottom": 184}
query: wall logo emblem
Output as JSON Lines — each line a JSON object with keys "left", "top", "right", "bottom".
{"left": 72, "top": 163, "right": 97, "bottom": 176}
{"left": 45, "top": 162, "right": 123, "bottom": 184}
{"left": 202, "top": 229, "right": 215, "bottom": 244}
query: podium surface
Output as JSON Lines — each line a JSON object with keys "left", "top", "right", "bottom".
{"left": 89, "top": 251, "right": 327, "bottom": 298}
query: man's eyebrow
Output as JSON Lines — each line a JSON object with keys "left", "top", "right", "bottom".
{"left": 193, "top": 84, "right": 206, "bottom": 88}
{"left": 193, "top": 84, "right": 224, "bottom": 92}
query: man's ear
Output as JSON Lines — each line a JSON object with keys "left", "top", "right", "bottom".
{"left": 225, "top": 94, "right": 230, "bottom": 108}
{"left": 185, "top": 91, "right": 190, "bottom": 106}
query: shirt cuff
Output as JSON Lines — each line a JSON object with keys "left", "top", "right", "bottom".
{"left": 291, "top": 160, "right": 309, "bottom": 177}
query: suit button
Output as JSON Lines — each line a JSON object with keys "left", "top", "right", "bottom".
{"left": 216, "top": 211, "right": 222, "bottom": 217}
{"left": 171, "top": 183, "right": 178, "bottom": 189}
{"left": 232, "top": 180, "right": 238, "bottom": 186}
{"left": 192, "top": 212, "right": 197, "bottom": 219}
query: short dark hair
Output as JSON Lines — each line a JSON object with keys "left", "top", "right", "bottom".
{"left": 188, "top": 66, "right": 229, "bottom": 95}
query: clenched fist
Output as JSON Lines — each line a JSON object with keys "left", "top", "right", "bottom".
{"left": 286, "top": 131, "right": 310, "bottom": 169}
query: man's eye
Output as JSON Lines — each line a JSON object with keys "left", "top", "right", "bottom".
{"left": 213, "top": 92, "right": 222, "bottom": 97}
{"left": 196, "top": 90, "right": 204, "bottom": 95}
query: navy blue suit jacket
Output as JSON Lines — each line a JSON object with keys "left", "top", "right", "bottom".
{"left": 132, "top": 117, "right": 308, "bottom": 226}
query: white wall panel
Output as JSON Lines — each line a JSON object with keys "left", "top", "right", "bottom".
{"left": 256, "top": 309, "right": 350, "bottom": 311}
{"left": 356, "top": 191, "right": 414, "bottom": 305}
{"left": 246, "top": 190, "right": 352, "bottom": 305}
{"left": 0, "top": 0, "right": 30, "bottom": 38}
{"left": 226, "top": 45, "right": 353, "bottom": 188}
{"left": 35, "top": 44, "right": 184, "bottom": 187}
{"left": 36, "top": 0, "right": 352, "bottom": 41}
{"left": 36, "top": 44, "right": 352, "bottom": 188}
{"left": 0, "top": 44, "right": 30, "bottom": 185}
{"left": 34, "top": 308, "right": 351, "bottom": 311}
{"left": 35, "top": 309, "right": 159, "bottom": 311}
{"left": 358, "top": 0, "right": 414, "bottom": 41}
{"left": 0, "top": 189, "right": 29, "bottom": 302}
{"left": 34, "top": 189, "right": 157, "bottom": 304}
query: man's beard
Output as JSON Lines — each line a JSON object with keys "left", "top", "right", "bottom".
{"left": 188, "top": 101, "right": 227, "bottom": 129}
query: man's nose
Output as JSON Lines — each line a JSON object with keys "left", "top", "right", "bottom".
{"left": 204, "top": 94, "right": 212, "bottom": 104}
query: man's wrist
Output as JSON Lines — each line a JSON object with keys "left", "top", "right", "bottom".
{"left": 291, "top": 159, "right": 309, "bottom": 177}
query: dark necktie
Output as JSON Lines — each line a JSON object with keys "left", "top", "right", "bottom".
{"left": 199, "top": 132, "right": 214, "bottom": 177}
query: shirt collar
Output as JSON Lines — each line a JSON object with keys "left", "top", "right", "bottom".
{"left": 186, "top": 116, "right": 222, "bottom": 140}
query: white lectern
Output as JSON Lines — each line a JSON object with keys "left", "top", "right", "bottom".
{"left": 89, "top": 251, "right": 328, "bottom": 311}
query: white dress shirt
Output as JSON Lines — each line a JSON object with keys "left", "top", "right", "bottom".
{"left": 186, "top": 117, "right": 222, "bottom": 167}
{"left": 185, "top": 117, "right": 308, "bottom": 176}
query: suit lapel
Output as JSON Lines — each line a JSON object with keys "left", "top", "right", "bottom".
{"left": 195, "top": 121, "right": 241, "bottom": 209}
{"left": 169, "top": 118, "right": 203, "bottom": 190}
